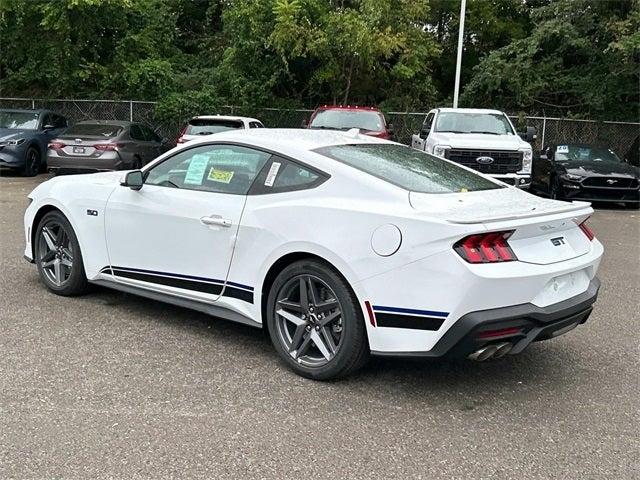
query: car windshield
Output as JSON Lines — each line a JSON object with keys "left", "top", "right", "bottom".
{"left": 315, "top": 143, "right": 502, "bottom": 194}
{"left": 554, "top": 145, "right": 622, "bottom": 163}
{"left": 309, "top": 110, "right": 383, "bottom": 132}
{"left": 435, "top": 112, "right": 514, "bottom": 135}
{"left": 186, "top": 119, "right": 243, "bottom": 135}
{"left": 64, "top": 123, "right": 123, "bottom": 137}
{"left": 0, "top": 111, "right": 39, "bottom": 130}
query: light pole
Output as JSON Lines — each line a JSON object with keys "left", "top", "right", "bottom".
{"left": 452, "top": 0, "right": 466, "bottom": 108}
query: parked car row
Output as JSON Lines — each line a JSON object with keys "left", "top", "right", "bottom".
{"left": 1, "top": 106, "right": 638, "bottom": 208}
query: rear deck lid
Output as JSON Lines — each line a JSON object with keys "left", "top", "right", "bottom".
{"left": 410, "top": 188, "right": 594, "bottom": 265}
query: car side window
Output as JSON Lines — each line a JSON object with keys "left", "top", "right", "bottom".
{"left": 141, "top": 125, "right": 158, "bottom": 141}
{"left": 425, "top": 112, "right": 435, "bottom": 130}
{"left": 41, "top": 113, "right": 53, "bottom": 129}
{"left": 52, "top": 115, "right": 67, "bottom": 128}
{"left": 145, "top": 144, "right": 271, "bottom": 195}
{"left": 130, "top": 125, "right": 145, "bottom": 141}
{"left": 250, "top": 156, "right": 327, "bottom": 194}
{"left": 249, "top": 121, "right": 264, "bottom": 128}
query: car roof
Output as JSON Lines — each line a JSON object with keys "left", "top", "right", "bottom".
{"left": 185, "top": 128, "right": 387, "bottom": 152}
{"left": 0, "top": 108, "right": 51, "bottom": 114}
{"left": 437, "top": 107, "right": 506, "bottom": 115}
{"left": 315, "top": 105, "right": 382, "bottom": 113}
{"left": 75, "top": 119, "right": 132, "bottom": 127}
{"left": 190, "top": 115, "right": 261, "bottom": 123}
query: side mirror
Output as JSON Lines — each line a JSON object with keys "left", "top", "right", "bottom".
{"left": 419, "top": 126, "right": 430, "bottom": 139}
{"left": 301, "top": 118, "right": 308, "bottom": 128}
{"left": 121, "top": 170, "right": 144, "bottom": 190}
{"left": 522, "top": 126, "right": 536, "bottom": 143}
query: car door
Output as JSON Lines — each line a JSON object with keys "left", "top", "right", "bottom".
{"left": 412, "top": 112, "right": 434, "bottom": 151}
{"left": 128, "top": 124, "right": 149, "bottom": 165}
{"left": 533, "top": 146, "right": 555, "bottom": 194}
{"left": 104, "top": 143, "right": 271, "bottom": 302}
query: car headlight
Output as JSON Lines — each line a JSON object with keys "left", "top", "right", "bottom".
{"left": 0, "top": 138, "right": 26, "bottom": 146}
{"left": 433, "top": 145, "right": 450, "bottom": 157}
{"left": 520, "top": 149, "right": 532, "bottom": 173}
{"left": 562, "top": 173, "right": 583, "bottom": 181}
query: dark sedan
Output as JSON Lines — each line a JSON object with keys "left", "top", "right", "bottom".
{"left": 0, "top": 109, "right": 68, "bottom": 176}
{"left": 531, "top": 143, "right": 640, "bottom": 209}
{"left": 47, "top": 120, "right": 170, "bottom": 173}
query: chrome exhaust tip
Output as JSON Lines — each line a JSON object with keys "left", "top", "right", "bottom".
{"left": 468, "top": 344, "right": 499, "bottom": 362}
{"left": 492, "top": 342, "right": 513, "bottom": 359}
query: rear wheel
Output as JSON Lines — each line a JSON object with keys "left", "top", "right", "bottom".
{"left": 22, "top": 146, "right": 40, "bottom": 177}
{"left": 35, "top": 211, "right": 88, "bottom": 296}
{"left": 266, "top": 260, "right": 369, "bottom": 380}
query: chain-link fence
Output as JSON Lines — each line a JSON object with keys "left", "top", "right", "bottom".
{"left": 1, "top": 97, "right": 638, "bottom": 157}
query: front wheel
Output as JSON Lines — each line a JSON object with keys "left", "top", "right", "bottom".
{"left": 266, "top": 260, "right": 369, "bottom": 380}
{"left": 35, "top": 211, "right": 88, "bottom": 296}
{"left": 22, "top": 146, "right": 41, "bottom": 177}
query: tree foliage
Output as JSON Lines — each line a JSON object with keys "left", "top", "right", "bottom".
{"left": 0, "top": 0, "right": 637, "bottom": 120}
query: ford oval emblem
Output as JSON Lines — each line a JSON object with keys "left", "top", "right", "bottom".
{"left": 476, "top": 156, "right": 494, "bottom": 164}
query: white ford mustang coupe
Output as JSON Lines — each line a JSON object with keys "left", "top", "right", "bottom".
{"left": 24, "top": 129, "right": 603, "bottom": 379}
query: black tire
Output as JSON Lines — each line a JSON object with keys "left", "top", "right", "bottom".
{"left": 266, "top": 259, "right": 369, "bottom": 380}
{"left": 22, "top": 146, "right": 41, "bottom": 177}
{"left": 34, "top": 211, "right": 88, "bottom": 296}
{"left": 549, "top": 176, "right": 561, "bottom": 199}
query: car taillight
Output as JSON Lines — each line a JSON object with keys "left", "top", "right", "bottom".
{"left": 578, "top": 219, "right": 595, "bottom": 241}
{"left": 454, "top": 230, "right": 517, "bottom": 264}
{"left": 48, "top": 142, "right": 65, "bottom": 150}
{"left": 94, "top": 144, "right": 120, "bottom": 151}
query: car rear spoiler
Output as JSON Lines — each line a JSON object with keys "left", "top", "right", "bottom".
{"left": 446, "top": 201, "right": 591, "bottom": 224}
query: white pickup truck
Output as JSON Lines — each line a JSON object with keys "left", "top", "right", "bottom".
{"left": 411, "top": 108, "right": 535, "bottom": 188}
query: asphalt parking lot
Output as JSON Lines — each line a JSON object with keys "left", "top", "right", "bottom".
{"left": 1, "top": 173, "right": 638, "bottom": 479}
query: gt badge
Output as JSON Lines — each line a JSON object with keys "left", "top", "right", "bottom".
{"left": 550, "top": 237, "right": 565, "bottom": 246}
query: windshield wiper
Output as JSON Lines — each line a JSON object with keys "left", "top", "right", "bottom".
{"left": 196, "top": 131, "right": 215, "bottom": 135}
{"left": 437, "top": 130, "right": 466, "bottom": 134}
{"left": 469, "top": 131, "right": 500, "bottom": 135}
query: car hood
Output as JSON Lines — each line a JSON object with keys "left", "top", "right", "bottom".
{"left": 430, "top": 132, "right": 530, "bottom": 150}
{"left": 560, "top": 160, "right": 639, "bottom": 178}
{"left": 409, "top": 186, "right": 590, "bottom": 224}
{"left": 0, "top": 128, "right": 34, "bottom": 142}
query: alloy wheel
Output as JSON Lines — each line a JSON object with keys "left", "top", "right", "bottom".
{"left": 25, "top": 148, "right": 40, "bottom": 176}
{"left": 274, "top": 274, "right": 344, "bottom": 367}
{"left": 37, "top": 220, "right": 74, "bottom": 286}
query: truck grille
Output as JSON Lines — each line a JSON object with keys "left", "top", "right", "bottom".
{"left": 581, "top": 177, "right": 638, "bottom": 189}
{"left": 445, "top": 149, "right": 523, "bottom": 174}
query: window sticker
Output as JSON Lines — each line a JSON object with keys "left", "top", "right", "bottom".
{"left": 264, "top": 162, "right": 282, "bottom": 187}
{"left": 208, "top": 167, "right": 234, "bottom": 184}
{"left": 183, "top": 154, "right": 210, "bottom": 185}
{"left": 556, "top": 145, "right": 569, "bottom": 153}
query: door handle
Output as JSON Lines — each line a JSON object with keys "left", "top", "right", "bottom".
{"left": 200, "top": 215, "right": 232, "bottom": 228}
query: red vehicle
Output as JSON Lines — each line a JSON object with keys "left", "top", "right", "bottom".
{"left": 304, "top": 105, "right": 394, "bottom": 140}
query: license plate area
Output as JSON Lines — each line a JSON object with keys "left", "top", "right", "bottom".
{"left": 532, "top": 269, "right": 590, "bottom": 307}
{"left": 73, "top": 146, "right": 85, "bottom": 154}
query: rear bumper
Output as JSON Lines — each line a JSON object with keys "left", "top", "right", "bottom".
{"left": 47, "top": 152, "right": 123, "bottom": 172}
{"left": 372, "top": 277, "right": 600, "bottom": 358}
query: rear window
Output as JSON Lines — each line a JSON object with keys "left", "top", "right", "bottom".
{"left": 186, "top": 119, "right": 243, "bottom": 136}
{"left": 315, "top": 144, "right": 502, "bottom": 194}
{"left": 309, "top": 110, "right": 384, "bottom": 132}
{"left": 65, "top": 123, "right": 123, "bottom": 137}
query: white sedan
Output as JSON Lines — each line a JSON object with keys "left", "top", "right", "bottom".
{"left": 24, "top": 129, "right": 603, "bottom": 379}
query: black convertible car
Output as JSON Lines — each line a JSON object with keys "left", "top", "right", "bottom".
{"left": 531, "top": 143, "right": 640, "bottom": 208}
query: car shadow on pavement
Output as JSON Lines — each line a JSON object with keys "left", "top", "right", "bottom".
{"left": 85, "top": 283, "right": 582, "bottom": 403}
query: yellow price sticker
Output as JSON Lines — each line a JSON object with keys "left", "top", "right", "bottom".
{"left": 208, "top": 168, "right": 234, "bottom": 184}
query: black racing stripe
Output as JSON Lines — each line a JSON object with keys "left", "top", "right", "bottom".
{"left": 223, "top": 286, "right": 254, "bottom": 304}
{"left": 375, "top": 312, "right": 445, "bottom": 331}
{"left": 112, "top": 268, "right": 223, "bottom": 296}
